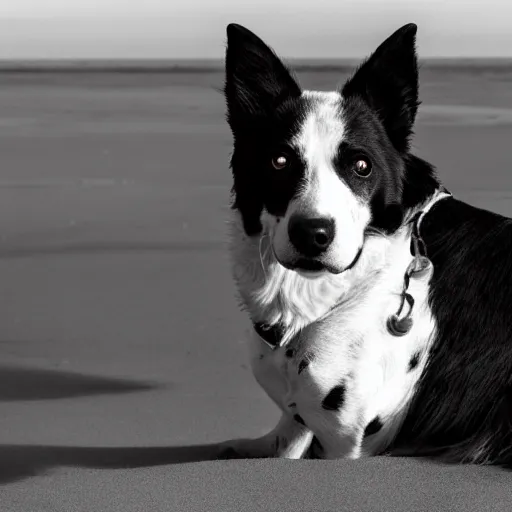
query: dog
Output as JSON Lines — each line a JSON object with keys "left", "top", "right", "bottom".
{"left": 218, "top": 22, "right": 512, "bottom": 466}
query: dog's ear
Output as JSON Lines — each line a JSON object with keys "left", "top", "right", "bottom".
{"left": 342, "top": 23, "right": 419, "bottom": 153}
{"left": 224, "top": 24, "right": 301, "bottom": 129}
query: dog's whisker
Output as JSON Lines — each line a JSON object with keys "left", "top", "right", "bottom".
{"left": 259, "top": 234, "right": 270, "bottom": 278}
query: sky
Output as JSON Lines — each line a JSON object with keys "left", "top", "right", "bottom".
{"left": 0, "top": 0, "right": 511, "bottom": 59}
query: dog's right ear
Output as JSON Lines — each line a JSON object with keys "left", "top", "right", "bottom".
{"left": 224, "top": 24, "right": 301, "bottom": 128}
{"left": 342, "top": 23, "right": 419, "bottom": 153}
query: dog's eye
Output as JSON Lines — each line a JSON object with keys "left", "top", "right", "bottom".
{"left": 353, "top": 158, "right": 372, "bottom": 178}
{"left": 271, "top": 154, "right": 290, "bottom": 170}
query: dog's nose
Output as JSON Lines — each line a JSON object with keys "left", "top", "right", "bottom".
{"left": 288, "top": 215, "right": 335, "bottom": 257}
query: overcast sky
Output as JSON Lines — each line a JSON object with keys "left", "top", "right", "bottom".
{"left": 0, "top": 0, "right": 511, "bottom": 59}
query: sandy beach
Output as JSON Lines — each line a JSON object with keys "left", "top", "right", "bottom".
{"left": 1, "top": 64, "right": 512, "bottom": 511}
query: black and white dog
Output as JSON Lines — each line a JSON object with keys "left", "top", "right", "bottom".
{"left": 221, "top": 23, "right": 512, "bottom": 466}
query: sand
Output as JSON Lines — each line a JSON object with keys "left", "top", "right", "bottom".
{"left": 1, "top": 66, "right": 512, "bottom": 511}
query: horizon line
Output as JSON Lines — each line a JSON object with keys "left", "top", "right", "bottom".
{"left": 0, "top": 56, "right": 511, "bottom": 73}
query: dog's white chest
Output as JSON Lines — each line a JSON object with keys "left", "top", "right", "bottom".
{"left": 245, "top": 247, "right": 437, "bottom": 457}
{"left": 248, "top": 280, "right": 403, "bottom": 404}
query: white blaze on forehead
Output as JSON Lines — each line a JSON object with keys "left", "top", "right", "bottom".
{"left": 291, "top": 89, "right": 359, "bottom": 217}
{"left": 294, "top": 90, "right": 345, "bottom": 175}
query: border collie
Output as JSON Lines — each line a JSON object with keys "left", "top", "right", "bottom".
{"left": 220, "top": 22, "right": 512, "bottom": 466}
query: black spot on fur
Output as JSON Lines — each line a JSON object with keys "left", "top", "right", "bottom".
{"left": 288, "top": 402, "right": 297, "bottom": 408}
{"left": 364, "top": 417, "right": 384, "bottom": 437}
{"left": 285, "top": 348, "right": 295, "bottom": 358}
{"left": 258, "top": 354, "right": 264, "bottom": 360}
{"left": 298, "top": 358, "right": 310, "bottom": 374}
{"left": 322, "top": 384, "right": 346, "bottom": 411}
{"left": 293, "top": 414, "right": 306, "bottom": 426}
{"left": 408, "top": 352, "right": 420, "bottom": 371}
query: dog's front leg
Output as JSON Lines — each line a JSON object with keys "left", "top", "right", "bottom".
{"left": 216, "top": 413, "right": 313, "bottom": 459}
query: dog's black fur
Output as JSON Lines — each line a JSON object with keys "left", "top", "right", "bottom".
{"left": 391, "top": 199, "right": 512, "bottom": 466}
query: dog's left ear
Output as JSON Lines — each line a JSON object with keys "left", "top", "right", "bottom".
{"left": 224, "top": 24, "right": 301, "bottom": 130}
{"left": 342, "top": 23, "right": 419, "bottom": 153}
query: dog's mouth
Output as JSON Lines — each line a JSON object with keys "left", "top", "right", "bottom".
{"left": 276, "top": 246, "right": 363, "bottom": 276}
{"left": 295, "top": 259, "right": 325, "bottom": 272}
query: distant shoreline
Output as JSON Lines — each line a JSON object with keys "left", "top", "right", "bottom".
{"left": 0, "top": 58, "right": 511, "bottom": 73}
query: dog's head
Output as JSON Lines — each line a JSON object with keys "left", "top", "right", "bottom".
{"left": 224, "top": 23, "right": 438, "bottom": 277}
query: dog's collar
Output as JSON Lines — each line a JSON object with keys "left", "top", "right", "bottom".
{"left": 387, "top": 187, "right": 452, "bottom": 336}
{"left": 407, "top": 186, "right": 452, "bottom": 258}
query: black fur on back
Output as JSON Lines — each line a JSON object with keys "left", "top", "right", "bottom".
{"left": 390, "top": 197, "right": 512, "bottom": 466}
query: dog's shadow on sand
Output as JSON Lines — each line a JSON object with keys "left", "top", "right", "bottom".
{"left": 0, "top": 442, "right": 226, "bottom": 485}
{"left": 0, "top": 363, "right": 228, "bottom": 484}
